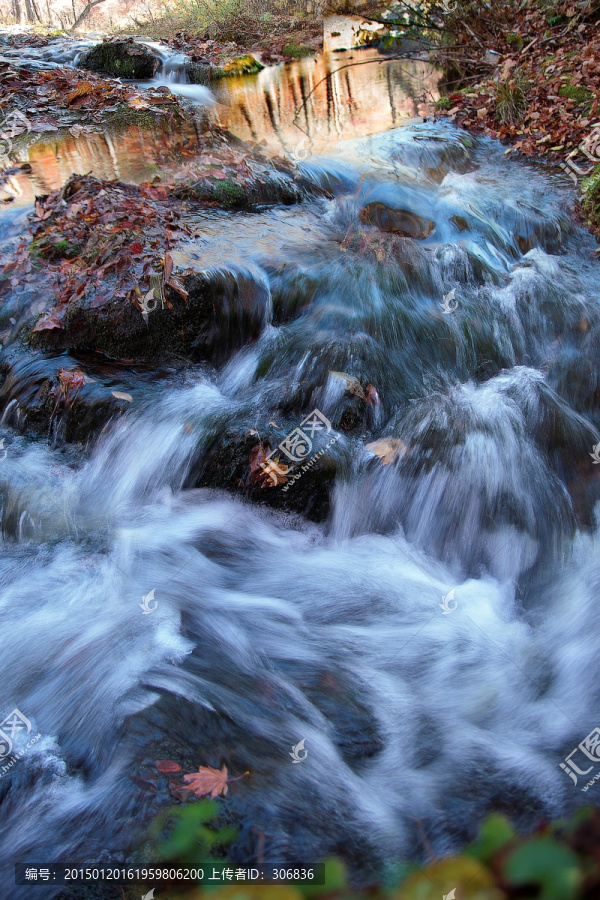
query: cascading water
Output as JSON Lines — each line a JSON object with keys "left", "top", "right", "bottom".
{"left": 0, "top": 49, "right": 600, "bottom": 900}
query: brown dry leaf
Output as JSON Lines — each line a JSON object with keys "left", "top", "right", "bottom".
{"left": 249, "top": 442, "right": 288, "bottom": 487}
{"left": 166, "top": 274, "right": 189, "bottom": 300}
{"left": 128, "top": 98, "right": 150, "bottom": 110}
{"left": 67, "top": 81, "right": 95, "bottom": 105}
{"left": 329, "top": 370, "right": 366, "bottom": 401}
{"left": 58, "top": 368, "right": 85, "bottom": 397}
{"left": 182, "top": 763, "right": 230, "bottom": 798}
{"left": 164, "top": 251, "right": 173, "bottom": 282}
{"left": 366, "top": 438, "right": 406, "bottom": 465}
{"left": 155, "top": 759, "right": 182, "bottom": 773}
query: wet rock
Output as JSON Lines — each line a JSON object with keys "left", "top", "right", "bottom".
{"left": 185, "top": 62, "right": 212, "bottom": 85}
{"left": 0, "top": 345, "right": 140, "bottom": 442}
{"left": 359, "top": 201, "right": 436, "bottom": 239}
{"left": 30, "top": 262, "right": 270, "bottom": 365}
{"left": 78, "top": 40, "right": 160, "bottom": 80}
{"left": 173, "top": 169, "right": 304, "bottom": 209}
{"left": 451, "top": 214, "right": 471, "bottom": 232}
{"left": 192, "top": 414, "right": 347, "bottom": 523}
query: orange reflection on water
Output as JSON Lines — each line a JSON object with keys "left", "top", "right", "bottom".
{"left": 0, "top": 46, "right": 439, "bottom": 207}
{"left": 212, "top": 47, "right": 440, "bottom": 157}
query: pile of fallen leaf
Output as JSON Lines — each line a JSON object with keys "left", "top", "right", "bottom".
{"left": 1, "top": 173, "right": 188, "bottom": 333}
{"left": 434, "top": 0, "right": 600, "bottom": 166}
{"left": 169, "top": 32, "right": 257, "bottom": 67}
{"left": 0, "top": 59, "right": 182, "bottom": 131}
{"left": 0, "top": 128, "right": 315, "bottom": 343}
{"left": 0, "top": 33, "right": 63, "bottom": 50}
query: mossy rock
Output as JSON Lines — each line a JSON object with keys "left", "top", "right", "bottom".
{"left": 213, "top": 54, "right": 264, "bottom": 78}
{"left": 185, "top": 62, "right": 213, "bottom": 85}
{"left": 78, "top": 40, "right": 160, "bottom": 80}
{"left": 174, "top": 171, "right": 303, "bottom": 210}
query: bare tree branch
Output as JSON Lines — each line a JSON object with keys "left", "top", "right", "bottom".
{"left": 70, "top": 0, "right": 108, "bottom": 31}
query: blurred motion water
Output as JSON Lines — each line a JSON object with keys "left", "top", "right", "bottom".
{"left": 0, "top": 38, "right": 599, "bottom": 900}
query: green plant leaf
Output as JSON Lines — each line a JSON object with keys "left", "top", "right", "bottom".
{"left": 504, "top": 838, "right": 580, "bottom": 900}
{"left": 467, "top": 813, "right": 515, "bottom": 864}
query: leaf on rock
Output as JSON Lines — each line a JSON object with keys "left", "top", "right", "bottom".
{"left": 329, "top": 370, "right": 366, "bottom": 400}
{"left": 111, "top": 390, "right": 133, "bottom": 402}
{"left": 165, "top": 274, "right": 188, "bottom": 300}
{"left": 366, "top": 438, "right": 406, "bottom": 465}
{"left": 155, "top": 759, "right": 182, "bottom": 773}
{"left": 181, "top": 764, "right": 230, "bottom": 799}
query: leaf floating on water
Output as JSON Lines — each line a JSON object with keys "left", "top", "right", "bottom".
{"left": 182, "top": 764, "right": 230, "bottom": 798}
{"left": 366, "top": 438, "right": 406, "bottom": 466}
{"left": 329, "top": 370, "right": 367, "bottom": 401}
{"left": 111, "top": 391, "right": 133, "bottom": 402}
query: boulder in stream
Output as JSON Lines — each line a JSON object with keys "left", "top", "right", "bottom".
{"left": 359, "top": 201, "right": 436, "bottom": 239}
{"left": 78, "top": 40, "right": 160, "bottom": 80}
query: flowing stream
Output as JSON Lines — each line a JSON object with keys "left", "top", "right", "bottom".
{"left": 1, "top": 34, "right": 600, "bottom": 900}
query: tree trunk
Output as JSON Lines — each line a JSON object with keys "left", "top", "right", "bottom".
{"left": 70, "top": 0, "right": 108, "bottom": 31}
{"left": 11, "top": 0, "right": 25, "bottom": 26}
{"left": 24, "top": 0, "right": 41, "bottom": 23}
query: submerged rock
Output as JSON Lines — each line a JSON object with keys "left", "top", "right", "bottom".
{"left": 78, "top": 40, "right": 160, "bottom": 80}
{"left": 359, "top": 201, "right": 436, "bottom": 239}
